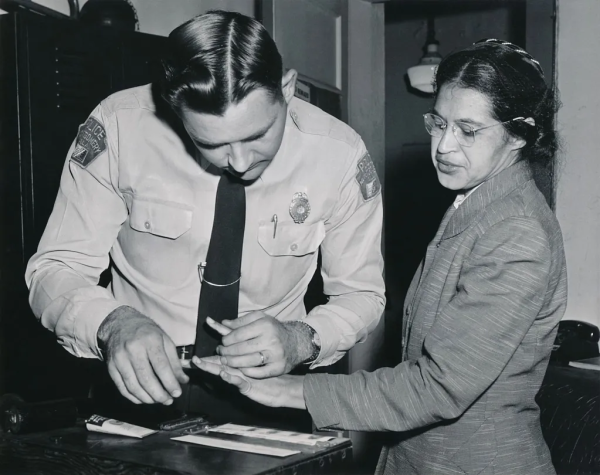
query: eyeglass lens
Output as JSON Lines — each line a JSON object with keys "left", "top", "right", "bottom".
{"left": 423, "top": 114, "right": 476, "bottom": 147}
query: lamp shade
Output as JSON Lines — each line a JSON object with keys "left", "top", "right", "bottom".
{"left": 407, "top": 64, "right": 438, "bottom": 93}
{"left": 407, "top": 42, "right": 442, "bottom": 94}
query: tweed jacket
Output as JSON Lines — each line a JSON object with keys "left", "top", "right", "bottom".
{"left": 305, "top": 161, "right": 567, "bottom": 475}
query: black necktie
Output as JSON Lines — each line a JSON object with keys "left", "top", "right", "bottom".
{"left": 194, "top": 173, "right": 246, "bottom": 358}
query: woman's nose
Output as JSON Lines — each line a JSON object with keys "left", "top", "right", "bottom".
{"left": 436, "top": 125, "right": 459, "bottom": 153}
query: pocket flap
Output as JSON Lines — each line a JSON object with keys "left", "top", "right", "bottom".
{"left": 258, "top": 221, "right": 325, "bottom": 257}
{"left": 130, "top": 198, "right": 193, "bottom": 240}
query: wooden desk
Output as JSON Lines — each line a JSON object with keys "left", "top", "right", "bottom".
{"left": 0, "top": 424, "right": 352, "bottom": 475}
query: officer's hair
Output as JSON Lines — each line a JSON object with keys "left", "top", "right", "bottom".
{"left": 433, "top": 39, "right": 561, "bottom": 173}
{"left": 160, "top": 10, "right": 284, "bottom": 115}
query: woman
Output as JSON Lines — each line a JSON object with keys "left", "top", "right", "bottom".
{"left": 194, "top": 39, "right": 567, "bottom": 475}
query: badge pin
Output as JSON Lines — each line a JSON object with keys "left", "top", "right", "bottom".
{"left": 289, "top": 192, "right": 310, "bottom": 224}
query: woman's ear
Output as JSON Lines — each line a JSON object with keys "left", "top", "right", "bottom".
{"left": 511, "top": 117, "right": 536, "bottom": 150}
{"left": 281, "top": 69, "right": 298, "bottom": 104}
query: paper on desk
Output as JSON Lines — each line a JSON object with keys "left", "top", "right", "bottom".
{"left": 86, "top": 414, "right": 157, "bottom": 438}
{"left": 208, "top": 423, "right": 335, "bottom": 446}
{"left": 171, "top": 434, "right": 301, "bottom": 457}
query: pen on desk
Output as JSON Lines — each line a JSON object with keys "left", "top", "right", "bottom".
{"left": 271, "top": 214, "right": 278, "bottom": 238}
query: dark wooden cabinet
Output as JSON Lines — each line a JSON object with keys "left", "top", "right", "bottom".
{"left": 0, "top": 11, "right": 167, "bottom": 401}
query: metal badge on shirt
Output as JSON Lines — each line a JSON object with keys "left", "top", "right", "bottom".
{"left": 355, "top": 152, "right": 381, "bottom": 201}
{"left": 70, "top": 116, "right": 107, "bottom": 168}
{"left": 289, "top": 192, "right": 311, "bottom": 224}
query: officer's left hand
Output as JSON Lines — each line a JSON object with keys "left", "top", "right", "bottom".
{"left": 207, "top": 312, "right": 308, "bottom": 378}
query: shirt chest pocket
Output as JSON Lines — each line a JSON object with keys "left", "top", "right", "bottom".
{"left": 129, "top": 198, "right": 193, "bottom": 239}
{"left": 124, "top": 198, "right": 194, "bottom": 286}
{"left": 252, "top": 220, "right": 325, "bottom": 306}
{"left": 257, "top": 221, "right": 325, "bottom": 257}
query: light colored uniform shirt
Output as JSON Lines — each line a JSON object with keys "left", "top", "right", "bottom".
{"left": 25, "top": 85, "right": 385, "bottom": 368}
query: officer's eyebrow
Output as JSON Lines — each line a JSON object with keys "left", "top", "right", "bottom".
{"left": 191, "top": 116, "right": 277, "bottom": 149}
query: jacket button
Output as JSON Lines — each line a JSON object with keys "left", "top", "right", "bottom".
{"left": 144, "top": 221, "right": 150, "bottom": 229}
{"left": 290, "top": 243, "right": 298, "bottom": 251}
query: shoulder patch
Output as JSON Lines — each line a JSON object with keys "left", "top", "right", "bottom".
{"left": 70, "top": 116, "right": 107, "bottom": 168}
{"left": 356, "top": 153, "right": 381, "bottom": 201}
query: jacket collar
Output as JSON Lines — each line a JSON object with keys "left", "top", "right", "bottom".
{"left": 442, "top": 160, "right": 533, "bottom": 240}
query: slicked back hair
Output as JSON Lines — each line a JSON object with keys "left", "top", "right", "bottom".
{"left": 160, "top": 10, "right": 284, "bottom": 116}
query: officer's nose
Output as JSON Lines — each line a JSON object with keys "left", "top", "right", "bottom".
{"left": 227, "top": 143, "right": 253, "bottom": 174}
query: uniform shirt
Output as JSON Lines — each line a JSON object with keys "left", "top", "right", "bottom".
{"left": 25, "top": 85, "right": 385, "bottom": 367}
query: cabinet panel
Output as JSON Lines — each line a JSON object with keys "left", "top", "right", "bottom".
{"left": 0, "top": 11, "right": 167, "bottom": 401}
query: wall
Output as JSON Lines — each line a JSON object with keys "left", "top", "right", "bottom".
{"left": 555, "top": 0, "right": 600, "bottom": 328}
{"left": 1, "top": 0, "right": 255, "bottom": 34}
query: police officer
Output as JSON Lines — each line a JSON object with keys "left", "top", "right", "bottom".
{"left": 25, "top": 10, "right": 384, "bottom": 422}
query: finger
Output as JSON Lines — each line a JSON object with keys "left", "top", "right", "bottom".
{"left": 220, "top": 351, "right": 267, "bottom": 369}
{"left": 191, "top": 356, "right": 224, "bottom": 376}
{"left": 218, "top": 338, "right": 263, "bottom": 357}
{"left": 163, "top": 340, "right": 189, "bottom": 387}
{"left": 219, "top": 369, "right": 252, "bottom": 394}
{"left": 221, "top": 312, "right": 266, "bottom": 330}
{"left": 111, "top": 358, "right": 155, "bottom": 404}
{"left": 197, "top": 355, "right": 222, "bottom": 364}
{"left": 107, "top": 364, "right": 143, "bottom": 404}
{"left": 240, "top": 364, "right": 283, "bottom": 379}
{"left": 206, "top": 317, "right": 232, "bottom": 336}
{"left": 127, "top": 350, "right": 173, "bottom": 405}
{"left": 150, "top": 345, "right": 186, "bottom": 400}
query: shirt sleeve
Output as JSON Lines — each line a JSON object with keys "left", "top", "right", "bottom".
{"left": 25, "top": 104, "right": 128, "bottom": 359}
{"left": 304, "top": 216, "right": 553, "bottom": 431}
{"left": 304, "top": 142, "right": 385, "bottom": 368}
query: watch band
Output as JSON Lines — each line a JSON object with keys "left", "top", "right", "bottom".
{"left": 295, "top": 320, "right": 321, "bottom": 364}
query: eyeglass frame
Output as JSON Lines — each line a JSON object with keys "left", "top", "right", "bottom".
{"left": 423, "top": 113, "right": 527, "bottom": 148}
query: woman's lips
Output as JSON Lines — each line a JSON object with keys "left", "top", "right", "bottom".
{"left": 436, "top": 158, "right": 460, "bottom": 173}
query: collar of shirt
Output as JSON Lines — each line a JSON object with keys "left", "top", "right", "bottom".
{"left": 453, "top": 183, "right": 483, "bottom": 209}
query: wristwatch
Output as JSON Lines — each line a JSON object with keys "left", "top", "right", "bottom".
{"left": 296, "top": 320, "right": 321, "bottom": 364}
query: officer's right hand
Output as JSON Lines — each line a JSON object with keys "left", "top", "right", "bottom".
{"left": 97, "top": 306, "right": 189, "bottom": 405}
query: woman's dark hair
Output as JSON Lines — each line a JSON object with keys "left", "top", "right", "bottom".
{"left": 159, "top": 10, "right": 284, "bottom": 116}
{"left": 433, "top": 39, "right": 561, "bottom": 170}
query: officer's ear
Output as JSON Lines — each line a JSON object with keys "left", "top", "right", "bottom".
{"left": 281, "top": 69, "right": 298, "bottom": 105}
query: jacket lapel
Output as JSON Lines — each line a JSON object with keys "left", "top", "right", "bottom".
{"left": 442, "top": 161, "right": 534, "bottom": 240}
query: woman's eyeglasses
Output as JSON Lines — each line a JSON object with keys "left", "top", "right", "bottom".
{"left": 423, "top": 113, "right": 526, "bottom": 148}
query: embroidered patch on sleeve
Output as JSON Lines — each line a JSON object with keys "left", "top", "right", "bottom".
{"left": 355, "top": 153, "right": 381, "bottom": 201}
{"left": 70, "top": 116, "right": 107, "bottom": 168}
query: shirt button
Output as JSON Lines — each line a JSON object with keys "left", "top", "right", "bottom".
{"left": 290, "top": 110, "right": 298, "bottom": 120}
{"left": 290, "top": 243, "right": 298, "bottom": 251}
{"left": 436, "top": 242, "right": 441, "bottom": 248}
{"left": 144, "top": 221, "right": 150, "bottom": 229}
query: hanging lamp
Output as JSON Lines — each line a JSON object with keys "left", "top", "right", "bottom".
{"left": 407, "top": 16, "right": 442, "bottom": 94}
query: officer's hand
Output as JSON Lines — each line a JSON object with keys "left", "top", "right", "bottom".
{"left": 97, "top": 306, "right": 189, "bottom": 405}
{"left": 191, "top": 356, "right": 306, "bottom": 410}
{"left": 208, "top": 313, "right": 311, "bottom": 378}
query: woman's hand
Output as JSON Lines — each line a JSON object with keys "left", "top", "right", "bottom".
{"left": 191, "top": 356, "right": 306, "bottom": 410}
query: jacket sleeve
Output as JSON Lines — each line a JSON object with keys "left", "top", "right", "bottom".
{"left": 304, "top": 143, "right": 385, "bottom": 368}
{"left": 25, "top": 104, "right": 128, "bottom": 359}
{"left": 304, "top": 216, "right": 552, "bottom": 431}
